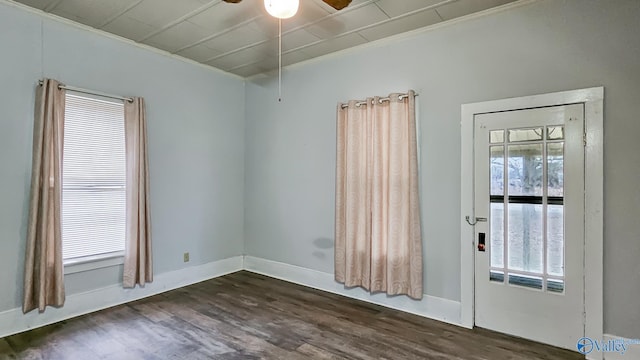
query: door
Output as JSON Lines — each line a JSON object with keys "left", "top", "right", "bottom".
{"left": 473, "top": 104, "right": 584, "bottom": 350}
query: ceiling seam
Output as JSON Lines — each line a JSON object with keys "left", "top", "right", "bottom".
{"left": 136, "top": 0, "right": 223, "bottom": 43}
{"left": 43, "top": 0, "right": 63, "bottom": 13}
{"left": 173, "top": 14, "right": 265, "bottom": 55}
{"left": 98, "top": 0, "right": 145, "bottom": 29}
{"left": 373, "top": 2, "right": 390, "bottom": 18}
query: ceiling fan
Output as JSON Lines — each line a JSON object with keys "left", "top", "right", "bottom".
{"left": 222, "top": 0, "right": 352, "bottom": 18}
{"left": 222, "top": 0, "right": 353, "bottom": 100}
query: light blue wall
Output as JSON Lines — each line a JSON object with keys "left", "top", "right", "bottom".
{"left": 2, "top": 0, "right": 639, "bottom": 342}
{"left": 245, "top": 0, "right": 640, "bottom": 338}
{"left": 0, "top": 2, "right": 245, "bottom": 312}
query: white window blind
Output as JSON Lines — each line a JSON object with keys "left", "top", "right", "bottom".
{"left": 62, "top": 93, "right": 126, "bottom": 261}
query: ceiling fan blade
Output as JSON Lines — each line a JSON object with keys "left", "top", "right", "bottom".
{"left": 222, "top": 0, "right": 242, "bottom": 3}
{"left": 322, "top": 0, "right": 352, "bottom": 11}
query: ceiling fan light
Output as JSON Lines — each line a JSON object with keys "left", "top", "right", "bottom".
{"left": 264, "top": 0, "right": 299, "bottom": 19}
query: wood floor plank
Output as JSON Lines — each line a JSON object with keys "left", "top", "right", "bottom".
{"left": 0, "top": 271, "right": 584, "bottom": 359}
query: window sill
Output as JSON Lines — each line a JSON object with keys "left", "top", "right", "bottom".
{"left": 64, "top": 252, "right": 125, "bottom": 275}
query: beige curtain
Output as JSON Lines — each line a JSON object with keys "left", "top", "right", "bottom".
{"left": 23, "top": 79, "right": 66, "bottom": 313}
{"left": 335, "top": 90, "right": 423, "bottom": 299}
{"left": 123, "top": 97, "right": 153, "bottom": 288}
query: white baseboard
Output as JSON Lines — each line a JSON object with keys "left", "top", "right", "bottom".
{"left": 0, "top": 256, "right": 243, "bottom": 339}
{"left": 3, "top": 253, "right": 622, "bottom": 358}
{"left": 599, "top": 334, "right": 640, "bottom": 360}
{"left": 243, "top": 256, "right": 462, "bottom": 326}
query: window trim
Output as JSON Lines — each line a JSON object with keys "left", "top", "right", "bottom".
{"left": 64, "top": 251, "right": 125, "bottom": 274}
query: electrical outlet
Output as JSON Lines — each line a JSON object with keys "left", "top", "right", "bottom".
{"left": 183, "top": 252, "right": 189, "bottom": 262}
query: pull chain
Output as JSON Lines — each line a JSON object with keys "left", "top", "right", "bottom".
{"left": 278, "top": 18, "right": 282, "bottom": 102}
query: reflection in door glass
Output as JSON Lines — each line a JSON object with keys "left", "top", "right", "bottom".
{"left": 547, "top": 279, "right": 564, "bottom": 293}
{"left": 548, "top": 142, "right": 564, "bottom": 196}
{"left": 547, "top": 126, "right": 564, "bottom": 140}
{"left": 508, "top": 203, "right": 543, "bottom": 273}
{"left": 490, "top": 145, "right": 505, "bottom": 271}
{"left": 547, "top": 205, "right": 564, "bottom": 277}
{"left": 490, "top": 130, "right": 504, "bottom": 143}
{"left": 508, "top": 127, "right": 543, "bottom": 142}
{"left": 491, "top": 203, "right": 504, "bottom": 269}
{"left": 490, "top": 146, "right": 504, "bottom": 196}
{"left": 508, "top": 144, "right": 543, "bottom": 196}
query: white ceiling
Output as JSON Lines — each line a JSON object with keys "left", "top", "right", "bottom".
{"left": 15, "top": 0, "right": 516, "bottom": 77}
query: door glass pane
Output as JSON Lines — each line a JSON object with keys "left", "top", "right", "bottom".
{"left": 547, "top": 142, "right": 564, "bottom": 278}
{"left": 508, "top": 273, "right": 543, "bottom": 290}
{"left": 490, "top": 270, "right": 504, "bottom": 283}
{"left": 547, "top": 142, "right": 564, "bottom": 196}
{"left": 547, "top": 279, "right": 564, "bottom": 293}
{"left": 490, "top": 146, "right": 504, "bottom": 195}
{"left": 508, "top": 127, "right": 543, "bottom": 142}
{"left": 491, "top": 203, "right": 504, "bottom": 268}
{"left": 508, "top": 203, "right": 543, "bottom": 273}
{"left": 547, "top": 204, "right": 564, "bottom": 276}
{"left": 547, "top": 126, "right": 564, "bottom": 140}
{"left": 490, "top": 130, "right": 504, "bottom": 143}
{"left": 508, "top": 144, "right": 543, "bottom": 196}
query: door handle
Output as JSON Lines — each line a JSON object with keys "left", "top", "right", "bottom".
{"left": 478, "top": 232, "right": 486, "bottom": 252}
{"left": 465, "top": 216, "right": 487, "bottom": 226}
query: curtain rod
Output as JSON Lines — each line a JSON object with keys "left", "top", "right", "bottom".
{"left": 340, "top": 92, "right": 418, "bottom": 109}
{"left": 38, "top": 80, "right": 134, "bottom": 103}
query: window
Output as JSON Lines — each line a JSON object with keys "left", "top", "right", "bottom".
{"left": 488, "top": 126, "right": 565, "bottom": 293}
{"left": 62, "top": 93, "right": 126, "bottom": 264}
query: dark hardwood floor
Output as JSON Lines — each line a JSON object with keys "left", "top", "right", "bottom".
{"left": 0, "top": 271, "right": 583, "bottom": 359}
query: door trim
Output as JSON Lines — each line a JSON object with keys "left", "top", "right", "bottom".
{"left": 460, "top": 87, "right": 603, "bottom": 358}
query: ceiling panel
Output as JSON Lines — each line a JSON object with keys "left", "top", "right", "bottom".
{"left": 207, "top": 45, "right": 274, "bottom": 71}
{"left": 230, "top": 63, "right": 263, "bottom": 78}
{"left": 176, "top": 43, "right": 223, "bottom": 63}
{"left": 305, "top": 3, "right": 389, "bottom": 39}
{"left": 282, "top": 29, "right": 321, "bottom": 51}
{"left": 302, "top": 33, "right": 368, "bottom": 58}
{"left": 49, "top": 0, "right": 138, "bottom": 28}
{"left": 375, "top": 0, "right": 443, "bottom": 18}
{"left": 101, "top": 15, "right": 157, "bottom": 41}
{"left": 253, "top": 56, "right": 279, "bottom": 71}
{"left": 144, "top": 21, "right": 213, "bottom": 53}
{"left": 15, "top": 0, "right": 55, "bottom": 10}
{"left": 12, "top": 0, "right": 518, "bottom": 77}
{"left": 188, "top": 1, "right": 264, "bottom": 34}
{"left": 200, "top": 24, "right": 269, "bottom": 56}
{"left": 207, "top": 55, "right": 248, "bottom": 71}
{"left": 124, "top": 0, "right": 211, "bottom": 29}
{"left": 247, "top": 39, "right": 279, "bottom": 58}
{"left": 358, "top": 9, "right": 442, "bottom": 42}
{"left": 435, "top": 0, "right": 514, "bottom": 21}
{"left": 210, "top": 40, "right": 280, "bottom": 69}
{"left": 282, "top": 50, "right": 313, "bottom": 67}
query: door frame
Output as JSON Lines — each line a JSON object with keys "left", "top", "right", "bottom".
{"left": 460, "top": 87, "right": 603, "bottom": 358}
